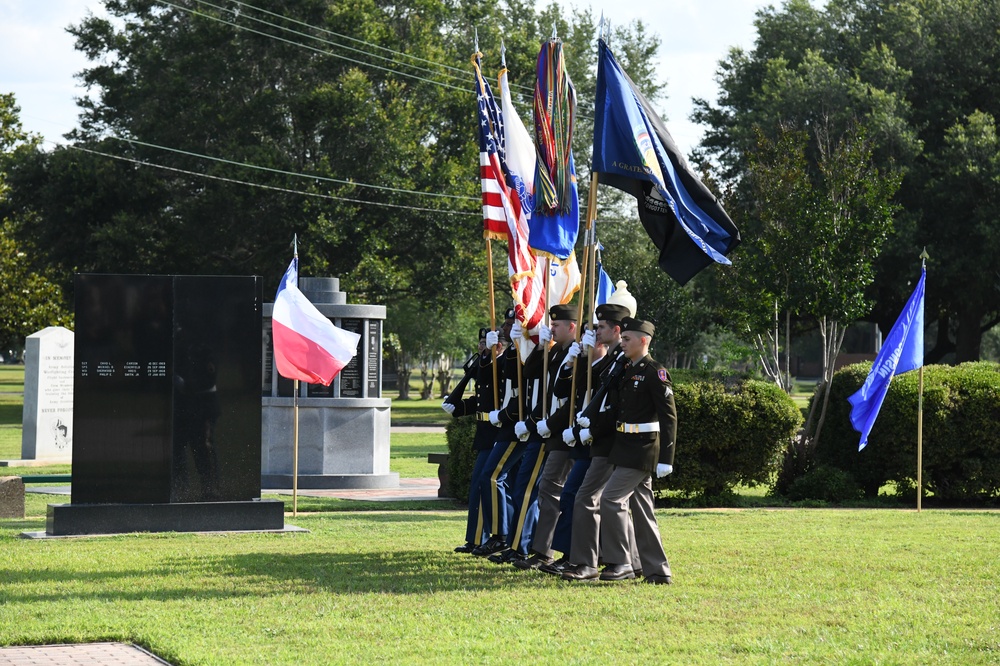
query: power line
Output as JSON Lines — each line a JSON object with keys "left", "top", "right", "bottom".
{"left": 112, "top": 136, "right": 480, "bottom": 202}
{"left": 64, "top": 143, "right": 481, "bottom": 217}
{"left": 156, "top": 0, "right": 588, "bottom": 116}
{"left": 157, "top": 0, "right": 472, "bottom": 93}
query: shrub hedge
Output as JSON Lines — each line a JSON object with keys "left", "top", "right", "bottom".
{"left": 445, "top": 417, "right": 478, "bottom": 503}
{"left": 814, "top": 362, "right": 1000, "bottom": 501}
{"left": 658, "top": 379, "right": 802, "bottom": 497}
{"left": 444, "top": 378, "right": 801, "bottom": 502}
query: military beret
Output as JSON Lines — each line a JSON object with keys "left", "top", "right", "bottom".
{"left": 503, "top": 307, "right": 516, "bottom": 321}
{"left": 621, "top": 317, "right": 655, "bottom": 337}
{"left": 595, "top": 303, "right": 630, "bottom": 323}
{"left": 549, "top": 303, "right": 577, "bottom": 321}
{"left": 479, "top": 327, "right": 489, "bottom": 340}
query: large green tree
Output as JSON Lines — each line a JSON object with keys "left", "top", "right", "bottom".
{"left": 695, "top": 0, "right": 1000, "bottom": 363}
{"left": 0, "top": 94, "right": 71, "bottom": 352}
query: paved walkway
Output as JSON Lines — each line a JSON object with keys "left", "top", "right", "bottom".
{"left": 0, "top": 642, "right": 171, "bottom": 665}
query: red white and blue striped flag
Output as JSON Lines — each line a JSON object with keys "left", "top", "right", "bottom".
{"left": 474, "top": 56, "right": 544, "bottom": 334}
{"left": 272, "top": 257, "right": 360, "bottom": 386}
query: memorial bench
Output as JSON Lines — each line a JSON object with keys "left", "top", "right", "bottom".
{"left": 427, "top": 453, "right": 449, "bottom": 498}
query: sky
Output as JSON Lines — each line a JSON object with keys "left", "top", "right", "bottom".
{"left": 0, "top": 0, "right": 770, "bottom": 156}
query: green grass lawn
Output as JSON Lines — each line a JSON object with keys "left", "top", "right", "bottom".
{"left": 2, "top": 503, "right": 998, "bottom": 664}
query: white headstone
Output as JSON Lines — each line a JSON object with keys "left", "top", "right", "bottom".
{"left": 21, "top": 326, "right": 74, "bottom": 461}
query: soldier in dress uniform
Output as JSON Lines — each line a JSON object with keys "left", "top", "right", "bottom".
{"left": 596, "top": 317, "right": 676, "bottom": 584}
{"left": 511, "top": 303, "right": 580, "bottom": 570}
{"left": 444, "top": 327, "right": 501, "bottom": 553}
{"left": 537, "top": 322, "right": 606, "bottom": 575}
{"left": 559, "top": 301, "right": 643, "bottom": 580}
{"left": 471, "top": 308, "right": 528, "bottom": 557}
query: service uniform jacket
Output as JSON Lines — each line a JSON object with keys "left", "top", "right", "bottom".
{"left": 490, "top": 344, "right": 519, "bottom": 442}
{"left": 549, "top": 350, "right": 608, "bottom": 459}
{"left": 607, "top": 354, "right": 677, "bottom": 474}
{"left": 521, "top": 341, "right": 571, "bottom": 450}
{"left": 586, "top": 345, "right": 628, "bottom": 458}
{"left": 449, "top": 347, "right": 504, "bottom": 451}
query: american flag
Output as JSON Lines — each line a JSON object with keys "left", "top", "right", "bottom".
{"left": 474, "top": 58, "right": 544, "bottom": 335}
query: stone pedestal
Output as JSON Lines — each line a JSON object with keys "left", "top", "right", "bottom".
{"left": 261, "top": 277, "right": 394, "bottom": 489}
{"left": 0, "top": 476, "right": 25, "bottom": 519}
{"left": 21, "top": 327, "right": 74, "bottom": 462}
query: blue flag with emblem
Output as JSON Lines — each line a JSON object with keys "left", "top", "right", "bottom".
{"left": 848, "top": 268, "right": 926, "bottom": 451}
{"left": 593, "top": 39, "right": 739, "bottom": 285}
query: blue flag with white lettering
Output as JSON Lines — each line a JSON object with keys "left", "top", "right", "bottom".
{"left": 848, "top": 268, "right": 926, "bottom": 451}
{"left": 593, "top": 39, "right": 739, "bottom": 285}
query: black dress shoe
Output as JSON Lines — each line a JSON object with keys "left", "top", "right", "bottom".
{"left": 644, "top": 574, "right": 672, "bottom": 585}
{"left": 561, "top": 564, "right": 599, "bottom": 581}
{"left": 539, "top": 556, "right": 569, "bottom": 576}
{"left": 512, "top": 553, "right": 553, "bottom": 570}
{"left": 454, "top": 542, "right": 476, "bottom": 553}
{"left": 471, "top": 535, "right": 508, "bottom": 557}
{"left": 488, "top": 548, "right": 524, "bottom": 564}
{"left": 599, "top": 563, "right": 636, "bottom": 581}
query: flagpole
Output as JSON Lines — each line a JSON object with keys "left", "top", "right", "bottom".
{"left": 542, "top": 258, "right": 551, "bottom": 417}
{"left": 293, "top": 379, "right": 299, "bottom": 517}
{"left": 917, "top": 248, "right": 929, "bottom": 512}
{"left": 486, "top": 239, "right": 499, "bottom": 409}
{"left": 584, "top": 218, "right": 599, "bottom": 402}
{"left": 292, "top": 234, "right": 300, "bottom": 518}
{"left": 569, "top": 172, "right": 599, "bottom": 423}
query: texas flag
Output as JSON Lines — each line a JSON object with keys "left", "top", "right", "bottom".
{"left": 272, "top": 258, "right": 360, "bottom": 385}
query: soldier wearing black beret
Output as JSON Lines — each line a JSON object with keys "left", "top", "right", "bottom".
{"left": 596, "top": 316, "right": 676, "bottom": 585}
{"left": 511, "top": 303, "right": 580, "bottom": 570}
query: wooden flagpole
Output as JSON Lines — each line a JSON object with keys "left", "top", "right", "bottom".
{"left": 917, "top": 366, "right": 924, "bottom": 513}
{"left": 541, "top": 258, "right": 551, "bottom": 417}
{"left": 568, "top": 173, "right": 599, "bottom": 422}
{"left": 917, "top": 247, "right": 929, "bottom": 512}
{"left": 486, "top": 239, "right": 499, "bottom": 409}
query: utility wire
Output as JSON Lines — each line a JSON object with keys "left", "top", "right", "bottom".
{"left": 222, "top": 0, "right": 537, "bottom": 95}
{"left": 113, "top": 136, "right": 480, "bottom": 202}
{"left": 66, "top": 143, "right": 480, "bottom": 216}
{"left": 157, "top": 0, "right": 590, "bottom": 118}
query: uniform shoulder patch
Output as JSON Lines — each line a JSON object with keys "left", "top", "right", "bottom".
{"left": 658, "top": 368, "right": 669, "bottom": 383}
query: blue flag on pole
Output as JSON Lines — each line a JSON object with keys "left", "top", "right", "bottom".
{"left": 848, "top": 268, "right": 926, "bottom": 451}
{"left": 593, "top": 39, "right": 740, "bottom": 285}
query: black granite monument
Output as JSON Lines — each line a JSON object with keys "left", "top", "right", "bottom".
{"left": 44, "top": 274, "right": 284, "bottom": 536}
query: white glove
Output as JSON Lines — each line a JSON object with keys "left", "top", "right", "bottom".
{"left": 485, "top": 330, "right": 499, "bottom": 347}
{"left": 655, "top": 463, "right": 673, "bottom": 478}
{"left": 576, "top": 414, "right": 590, "bottom": 429}
{"left": 441, "top": 401, "right": 456, "bottom": 415}
{"left": 511, "top": 321, "right": 523, "bottom": 340}
{"left": 489, "top": 410, "right": 502, "bottom": 426}
{"left": 581, "top": 329, "right": 597, "bottom": 349}
{"left": 536, "top": 419, "right": 551, "bottom": 439}
{"left": 514, "top": 421, "right": 529, "bottom": 441}
{"left": 562, "top": 428, "right": 576, "bottom": 446}
{"left": 566, "top": 342, "right": 582, "bottom": 359}
{"left": 578, "top": 428, "right": 592, "bottom": 445}
{"left": 538, "top": 325, "right": 552, "bottom": 344}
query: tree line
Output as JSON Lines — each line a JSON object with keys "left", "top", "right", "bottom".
{"left": 1, "top": 0, "right": 999, "bottom": 382}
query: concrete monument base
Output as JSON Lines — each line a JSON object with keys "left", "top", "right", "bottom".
{"left": 261, "top": 397, "right": 395, "bottom": 489}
